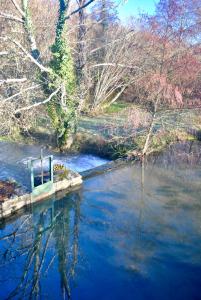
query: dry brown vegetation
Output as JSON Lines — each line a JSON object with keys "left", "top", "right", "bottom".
{"left": 0, "top": 180, "right": 17, "bottom": 201}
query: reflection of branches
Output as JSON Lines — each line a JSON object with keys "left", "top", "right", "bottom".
{"left": 10, "top": 212, "right": 59, "bottom": 298}
{"left": 53, "top": 192, "right": 82, "bottom": 299}
{"left": 0, "top": 215, "right": 31, "bottom": 241}
{"left": 70, "top": 192, "right": 82, "bottom": 278}
{"left": 4, "top": 210, "right": 61, "bottom": 300}
{"left": 150, "top": 141, "right": 201, "bottom": 168}
{"left": 7, "top": 213, "right": 44, "bottom": 299}
{"left": 31, "top": 219, "right": 55, "bottom": 298}
{"left": 135, "top": 161, "right": 145, "bottom": 239}
{"left": 0, "top": 215, "right": 32, "bottom": 264}
{"left": 54, "top": 200, "right": 71, "bottom": 299}
{"left": 0, "top": 192, "right": 82, "bottom": 299}
{"left": 44, "top": 254, "right": 57, "bottom": 276}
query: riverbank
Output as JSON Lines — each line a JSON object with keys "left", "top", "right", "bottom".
{"left": 1, "top": 103, "right": 201, "bottom": 159}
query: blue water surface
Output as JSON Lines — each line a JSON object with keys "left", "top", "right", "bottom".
{"left": 0, "top": 155, "right": 201, "bottom": 299}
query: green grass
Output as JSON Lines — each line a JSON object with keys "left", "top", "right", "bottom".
{"left": 2, "top": 102, "right": 200, "bottom": 159}
{"left": 103, "top": 102, "right": 130, "bottom": 114}
{"left": 0, "top": 136, "right": 11, "bottom": 142}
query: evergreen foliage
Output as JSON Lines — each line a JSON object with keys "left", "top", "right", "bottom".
{"left": 46, "top": 0, "right": 77, "bottom": 149}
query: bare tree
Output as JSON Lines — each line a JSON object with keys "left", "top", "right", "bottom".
{"left": 0, "top": 0, "right": 96, "bottom": 148}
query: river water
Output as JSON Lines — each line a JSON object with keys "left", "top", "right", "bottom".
{"left": 0, "top": 141, "right": 201, "bottom": 299}
{"left": 0, "top": 141, "right": 108, "bottom": 191}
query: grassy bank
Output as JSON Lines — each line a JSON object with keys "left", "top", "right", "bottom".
{"left": 75, "top": 104, "right": 201, "bottom": 159}
{"left": 1, "top": 102, "right": 201, "bottom": 159}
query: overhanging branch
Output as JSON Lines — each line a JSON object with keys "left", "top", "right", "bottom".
{"left": 90, "top": 63, "right": 140, "bottom": 70}
{"left": 65, "top": 0, "right": 96, "bottom": 20}
{"left": 11, "top": 39, "right": 50, "bottom": 73}
{"left": 11, "top": 0, "right": 25, "bottom": 17}
{"left": 15, "top": 87, "right": 61, "bottom": 113}
{"left": 2, "top": 84, "right": 41, "bottom": 103}
{"left": 0, "top": 78, "right": 27, "bottom": 85}
{"left": 0, "top": 12, "right": 24, "bottom": 23}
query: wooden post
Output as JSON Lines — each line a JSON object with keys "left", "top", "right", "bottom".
{"left": 50, "top": 155, "right": 54, "bottom": 183}
{"left": 40, "top": 148, "right": 44, "bottom": 185}
{"left": 29, "top": 161, "right": 35, "bottom": 191}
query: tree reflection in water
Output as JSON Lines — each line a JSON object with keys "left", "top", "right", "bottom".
{"left": 0, "top": 191, "right": 81, "bottom": 300}
{"left": 0, "top": 147, "right": 201, "bottom": 300}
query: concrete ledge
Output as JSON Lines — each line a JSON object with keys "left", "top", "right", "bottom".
{"left": 0, "top": 171, "right": 82, "bottom": 219}
{"left": 80, "top": 158, "right": 129, "bottom": 179}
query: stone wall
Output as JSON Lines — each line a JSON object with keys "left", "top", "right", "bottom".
{"left": 0, "top": 173, "right": 82, "bottom": 219}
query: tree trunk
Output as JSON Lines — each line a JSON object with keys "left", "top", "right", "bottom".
{"left": 21, "top": 0, "right": 40, "bottom": 60}
{"left": 142, "top": 94, "right": 160, "bottom": 156}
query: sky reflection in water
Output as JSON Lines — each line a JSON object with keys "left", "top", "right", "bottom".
{"left": 0, "top": 157, "right": 201, "bottom": 299}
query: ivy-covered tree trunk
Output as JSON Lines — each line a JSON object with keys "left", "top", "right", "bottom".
{"left": 47, "top": 0, "right": 77, "bottom": 150}
{"left": 22, "top": 0, "right": 78, "bottom": 150}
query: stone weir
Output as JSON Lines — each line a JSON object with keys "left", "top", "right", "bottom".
{"left": 0, "top": 155, "right": 82, "bottom": 219}
{"left": 0, "top": 156, "right": 129, "bottom": 220}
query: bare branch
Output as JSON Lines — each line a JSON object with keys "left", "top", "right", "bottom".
{"left": 90, "top": 30, "right": 135, "bottom": 54}
{"left": 2, "top": 84, "right": 41, "bottom": 103}
{"left": 11, "top": 39, "right": 50, "bottom": 73}
{"left": 11, "top": 0, "right": 25, "bottom": 17}
{"left": 0, "top": 12, "right": 24, "bottom": 23}
{"left": 0, "top": 51, "right": 9, "bottom": 56}
{"left": 0, "top": 78, "right": 27, "bottom": 85}
{"left": 0, "top": 37, "right": 47, "bottom": 72}
{"left": 65, "top": 0, "right": 96, "bottom": 20}
{"left": 15, "top": 87, "right": 61, "bottom": 112}
{"left": 90, "top": 63, "right": 140, "bottom": 70}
